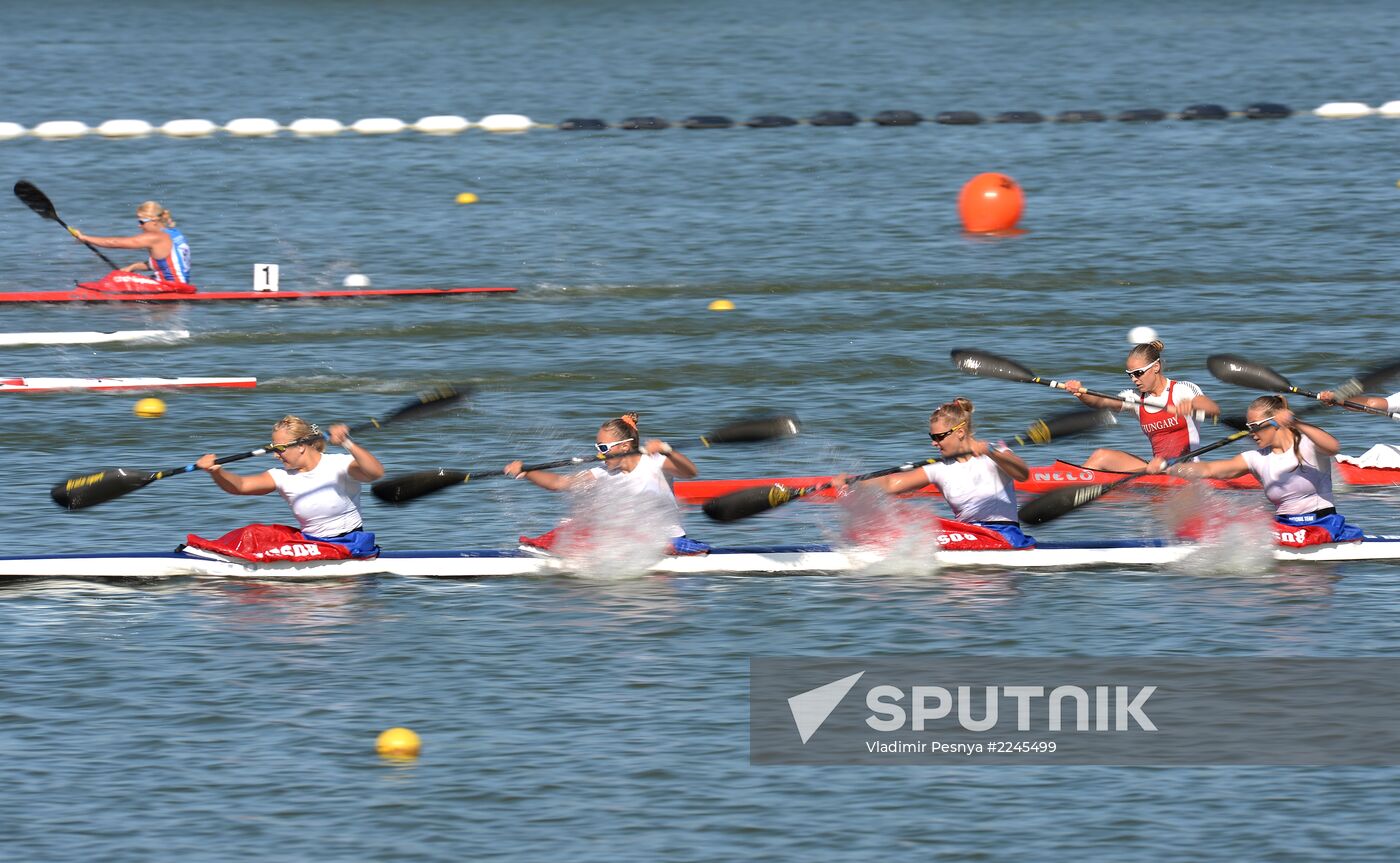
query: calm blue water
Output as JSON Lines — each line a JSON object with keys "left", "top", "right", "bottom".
{"left": 2, "top": 1, "right": 1399, "bottom": 860}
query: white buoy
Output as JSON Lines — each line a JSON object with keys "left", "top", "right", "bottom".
{"left": 32, "top": 120, "right": 91, "bottom": 139}
{"left": 351, "top": 117, "right": 407, "bottom": 135}
{"left": 0, "top": 122, "right": 25, "bottom": 140}
{"left": 1377, "top": 101, "right": 1400, "bottom": 118}
{"left": 96, "top": 119, "right": 154, "bottom": 138}
{"left": 1127, "top": 326, "right": 1159, "bottom": 345}
{"left": 225, "top": 117, "right": 281, "bottom": 137}
{"left": 288, "top": 118, "right": 345, "bottom": 136}
{"left": 161, "top": 118, "right": 219, "bottom": 137}
{"left": 412, "top": 115, "right": 471, "bottom": 134}
{"left": 477, "top": 113, "right": 534, "bottom": 133}
{"left": 1313, "top": 102, "right": 1374, "bottom": 118}
{"left": 343, "top": 273, "right": 371, "bottom": 288}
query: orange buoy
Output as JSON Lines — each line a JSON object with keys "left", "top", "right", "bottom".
{"left": 958, "top": 173, "right": 1025, "bottom": 232}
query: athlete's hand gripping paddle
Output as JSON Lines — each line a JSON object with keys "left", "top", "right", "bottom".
{"left": 371, "top": 414, "right": 802, "bottom": 504}
{"left": 703, "top": 408, "right": 1116, "bottom": 523}
{"left": 51, "top": 385, "right": 468, "bottom": 510}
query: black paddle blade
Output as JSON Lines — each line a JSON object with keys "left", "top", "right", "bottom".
{"left": 364, "top": 384, "right": 470, "bottom": 430}
{"left": 700, "top": 415, "right": 801, "bottom": 446}
{"left": 1337, "top": 358, "right": 1400, "bottom": 399}
{"left": 51, "top": 467, "right": 158, "bottom": 510}
{"left": 371, "top": 468, "right": 470, "bottom": 504}
{"left": 14, "top": 180, "right": 58, "bottom": 220}
{"left": 1018, "top": 483, "right": 1114, "bottom": 526}
{"left": 702, "top": 484, "right": 796, "bottom": 523}
{"left": 1216, "top": 414, "right": 1251, "bottom": 431}
{"left": 1207, "top": 354, "right": 1292, "bottom": 393}
{"left": 1013, "top": 409, "right": 1117, "bottom": 446}
{"left": 951, "top": 349, "right": 1037, "bottom": 384}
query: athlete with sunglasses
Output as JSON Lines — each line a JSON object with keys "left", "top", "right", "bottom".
{"left": 192, "top": 416, "right": 384, "bottom": 557}
{"left": 71, "top": 200, "right": 192, "bottom": 283}
{"left": 1146, "top": 395, "right": 1363, "bottom": 547}
{"left": 1062, "top": 339, "right": 1219, "bottom": 472}
{"left": 837, "top": 397, "right": 1035, "bottom": 549}
{"left": 505, "top": 413, "right": 707, "bottom": 554}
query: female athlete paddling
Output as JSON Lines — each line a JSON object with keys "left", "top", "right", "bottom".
{"left": 1064, "top": 339, "right": 1220, "bottom": 472}
{"left": 71, "top": 200, "right": 192, "bottom": 283}
{"left": 193, "top": 417, "right": 385, "bottom": 557}
{"left": 837, "top": 398, "right": 1035, "bottom": 549}
{"left": 505, "top": 413, "right": 709, "bottom": 554}
{"left": 1147, "top": 395, "right": 1364, "bottom": 546}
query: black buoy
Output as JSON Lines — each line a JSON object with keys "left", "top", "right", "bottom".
{"left": 558, "top": 118, "right": 608, "bottom": 131}
{"left": 681, "top": 115, "right": 734, "bottom": 129}
{"left": 744, "top": 114, "right": 798, "bottom": 128}
{"left": 1244, "top": 102, "right": 1292, "bottom": 119}
{"left": 808, "top": 110, "right": 860, "bottom": 126}
{"left": 619, "top": 116, "right": 670, "bottom": 130}
{"left": 935, "top": 110, "right": 984, "bottom": 125}
{"left": 871, "top": 110, "right": 923, "bottom": 126}
{"left": 1055, "top": 109, "right": 1106, "bottom": 123}
{"left": 1117, "top": 108, "right": 1168, "bottom": 122}
{"left": 993, "top": 111, "right": 1044, "bottom": 124}
{"left": 1180, "top": 103, "right": 1230, "bottom": 120}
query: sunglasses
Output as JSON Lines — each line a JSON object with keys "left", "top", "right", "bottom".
{"left": 1246, "top": 417, "right": 1278, "bottom": 432}
{"left": 1125, "top": 360, "right": 1159, "bottom": 380}
{"left": 268, "top": 441, "right": 303, "bottom": 454}
{"left": 595, "top": 438, "right": 636, "bottom": 454}
{"left": 929, "top": 422, "right": 966, "bottom": 443}
{"left": 138, "top": 217, "right": 158, "bottom": 224}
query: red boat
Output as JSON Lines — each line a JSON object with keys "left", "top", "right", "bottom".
{"left": 0, "top": 282, "right": 516, "bottom": 304}
{"left": 673, "top": 459, "right": 1400, "bottom": 505}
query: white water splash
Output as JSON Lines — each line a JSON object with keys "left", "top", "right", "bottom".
{"left": 833, "top": 485, "right": 941, "bottom": 578}
{"left": 1158, "top": 484, "right": 1276, "bottom": 576}
{"left": 548, "top": 475, "right": 675, "bottom": 580}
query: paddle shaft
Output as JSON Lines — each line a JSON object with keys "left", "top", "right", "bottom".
{"left": 1290, "top": 386, "right": 1400, "bottom": 420}
{"left": 1023, "top": 375, "right": 1226, "bottom": 422}
{"left": 1076, "top": 427, "right": 1255, "bottom": 500}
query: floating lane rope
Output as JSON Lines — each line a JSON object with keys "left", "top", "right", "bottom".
{"left": 8, "top": 102, "right": 1400, "bottom": 141}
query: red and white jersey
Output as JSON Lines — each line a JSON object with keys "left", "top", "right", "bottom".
{"left": 1117, "top": 378, "right": 1203, "bottom": 460}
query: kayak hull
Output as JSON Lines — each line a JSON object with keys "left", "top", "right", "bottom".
{"left": 0, "top": 286, "right": 515, "bottom": 303}
{"left": 672, "top": 458, "right": 1400, "bottom": 503}
{"left": 2, "top": 536, "right": 1399, "bottom": 579}
{"left": 0, "top": 376, "right": 255, "bottom": 393}
{"left": 0, "top": 329, "right": 190, "bottom": 347}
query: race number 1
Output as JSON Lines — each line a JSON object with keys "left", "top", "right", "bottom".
{"left": 253, "top": 263, "right": 280, "bottom": 292}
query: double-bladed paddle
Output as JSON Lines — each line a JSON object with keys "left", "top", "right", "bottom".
{"left": 951, "top": 348, "right": 1242, "bottom": 427}
{"left": 1017, "top": 425, "right": 1257, "bottom": 525}
{"left": 702, "top": 408, "right": 1116, "bottom": 523}
{"left": 1207, "top": 354, "right": 1400, "bottom": 421}
{"left": 51, "top": 385, "right": 469, "bottom": 510}
{"left": 370, "top": 414, "right": 802, "bottom": 505}
{"left": 14, "top": 180, "right": 121, "bottom": 270}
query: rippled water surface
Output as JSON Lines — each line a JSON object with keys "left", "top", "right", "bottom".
{"left": 2, "top": 1, "right": 1399, "bottom": 860}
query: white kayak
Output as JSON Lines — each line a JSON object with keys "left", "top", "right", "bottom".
{"left": 0, "top": 329, "right": 191, "bottom": 347}
{"left": 1, "top": 537, "right": 1398, "bottom": 580}
{"left": 1, "top": 376, "right": 256, "bottom": 393}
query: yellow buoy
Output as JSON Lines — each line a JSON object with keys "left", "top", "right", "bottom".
{"left": 134, "top": 397, "right": 167, "bottom": 418}
{"left": 455, "top": 192, "right": 479, "bottom": 205}
{"left": 708, "top": 299, "right": 736, "bottom": 311}
{"left": 376, "top": 727, "right": 421, "bottom": 758}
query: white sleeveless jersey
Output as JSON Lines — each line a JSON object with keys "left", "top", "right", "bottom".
{"left": 268, "top": 452, "right": 363, "bottom": 536}
{"left": 920, "top": 454, "right": 1019, "bottom": 523}
{"left": 586, "top": 452, "right": 685, "bottom": 537}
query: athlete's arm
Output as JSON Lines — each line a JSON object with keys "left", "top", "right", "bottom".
{"left": 195, "top": 454, "right": 277, "bottom": 495}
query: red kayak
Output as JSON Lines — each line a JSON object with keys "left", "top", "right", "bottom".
{"left": 0, "top": 286, "right": 516, "bottom": 304}
{"left": 673, "top": 459, "right": 1400, "bottom": 505}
